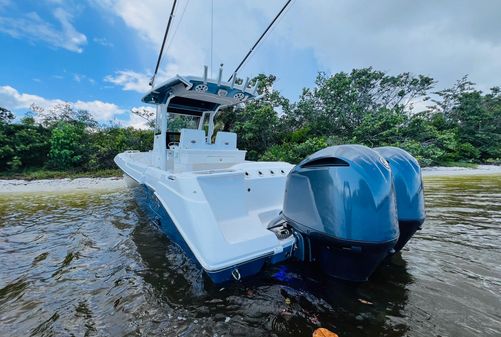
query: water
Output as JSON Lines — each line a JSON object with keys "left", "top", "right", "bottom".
{"left": 1, "top": 175, "right": 500, "bottom": 337}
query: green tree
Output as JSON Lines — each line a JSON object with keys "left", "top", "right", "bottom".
{"left": 12, "top": 121, "right": 50, "bottom": 169}
{"left": 217, "top": 74, "right": 285, "bottom": 160}
{"left": 1, "top": 69, "right": 499, "bottom": 175}
{"left": 287, "top": 68, "right": 434, "bottom": 138}
{"left": 432, "top": 77, "right": 501, "bottom": 162}
{"left": 0, "top": 107, "right": 15, "bottom": 170}
{"left": 0, "top": 107, "right": 14, "bottom": 123}
{"left": 352, "top": 108, "right": 407, "bottom": 147}
{"left": 261, "top": 137, "right": 328, "bottom": 163}
{"left": 48, "top": 121, "right": 87, "bottom": 169}
{"left": 86, "top": 127, "right": 153, "bottom": 170}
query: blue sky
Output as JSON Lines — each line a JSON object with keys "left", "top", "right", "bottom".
{"left": 1, "top": 0, "right": 500, "bottom": 128}
{"left": 0, "top": 0, "right": 152, "bottom": 126}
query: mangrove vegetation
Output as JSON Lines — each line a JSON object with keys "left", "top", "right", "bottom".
{"left": 1, "top": 68, "right": 499, "bottom": 178}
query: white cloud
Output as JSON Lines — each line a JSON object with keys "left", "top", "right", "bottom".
{"left": 104, "top": 70, "right": 151, "bottom": 93}
{"left": 122, "top": 107, "right": 155, "bottom": 129}
{"left": 93, "top": 37, "right": 114, "bottom": 47}
{"left": 73, "top": 100, "right": 123, "bottom": 121}
{"left": 0, "top": 7, "right": 87, "bottom": 52}
{"left": 73, "top": 73, "right": 95, "bottom": 84}
{"left": 96, "top": 0, "right": 273, "bottom": 91}
{"left": 0, "top": 85, "right": 124, "bottom": 121}
{"left": 95, "top": 0, "right": 501, "bottom": 96}
{"left": 0, "top": 85, "right": 65, "bottom": 109}
{"left": 279, "top": 0, "right": 501, "bottom": 91}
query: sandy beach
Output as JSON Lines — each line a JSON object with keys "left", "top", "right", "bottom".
{"left": 0, "top": 165, "right": 500, "bottom": 194}
{"left": 421, "top": 164, "right": 501, "bottom": 177}
{"left": 0, "top": 177, "right": 126, "bottom": 194}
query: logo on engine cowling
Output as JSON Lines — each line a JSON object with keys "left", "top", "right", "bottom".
{"left": 379, "top": 156, "right": 391, "bottom": 170}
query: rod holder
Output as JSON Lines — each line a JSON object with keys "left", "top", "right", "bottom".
{"left": 203, "top": 65, "right": 208, "bottom": 84}
{"left": 230, "top": 73, "right": 237, "bottom": 88}
{"left": 243, "top": 77, "right": 250, "bottom": 91}
{"left": 252, "top": 80, "right": 259, "bottom": 95}
{"left": 217, "top": 64, "right": 223, "bottom": 85}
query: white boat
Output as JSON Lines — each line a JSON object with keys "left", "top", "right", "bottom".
{"left": 115, "top": 70, "right": 296, "bottom": 282}
{"left": 115, "top": 68, "right": 426, "bottom": 283}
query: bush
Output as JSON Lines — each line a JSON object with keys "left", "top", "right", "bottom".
{"left": 261, "top": 137, "right": 328, "bottom": 163}
{"left": 48, "top": 121, "right": 87, "bottom": 170}
{"left": 1, "top": 69, "right": 499, "bottom": 174}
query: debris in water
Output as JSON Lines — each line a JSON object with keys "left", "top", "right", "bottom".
{"left": 358, "top": 298, "right": 373, "bottom": 305}
{"left": 308, "top": 314, "right": 320, "bottom": 325}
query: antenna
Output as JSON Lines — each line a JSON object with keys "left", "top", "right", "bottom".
{"left": 150, "top": 0, "right": 178, "bottom": 88}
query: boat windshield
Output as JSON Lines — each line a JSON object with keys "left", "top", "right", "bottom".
{"left": 167, "top": 114, "right": 199, "bottom": 132}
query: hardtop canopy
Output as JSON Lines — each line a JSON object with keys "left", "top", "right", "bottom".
{"left": 142, "top": 75, "right": 257, "bottom": 117}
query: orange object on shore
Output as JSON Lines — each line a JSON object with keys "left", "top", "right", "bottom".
{"left": 313, "top": 327, "right": 339, "bottom": 337}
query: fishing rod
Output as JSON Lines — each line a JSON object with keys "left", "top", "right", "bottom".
{"left": 150, "top": 0, "right": 178, "bottom": 87}
{"left": 228, "top": 0, "right": 293, "bottom": 82}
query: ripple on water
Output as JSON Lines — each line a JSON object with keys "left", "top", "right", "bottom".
{"left": 0, "top": 175, "right": 500, "bottom": 337}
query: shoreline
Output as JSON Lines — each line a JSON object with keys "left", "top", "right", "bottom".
{"left": 1, "top": 165, "right": 500, "bottom": 194}
{"left": 421, "top": 164, "right": 501, "bottom": 177}
{"left": 0, "top": 176, "right": 126, "bottom": 194}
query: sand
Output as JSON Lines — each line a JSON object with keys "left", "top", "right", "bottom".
{"left": 0, "top": 165, "right": 499, "bottom": 194}
{"left": 421, "top": 164, "right": 501, "bottom": 177}
{"left": 0, "top": 177, "right": 126, "bottom": 194}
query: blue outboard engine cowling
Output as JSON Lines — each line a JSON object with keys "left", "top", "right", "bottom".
{"left": 374, "top": 147, "right": 425, "bottom": 252}
{"left": 283, "top": 145, "right": 399, "bottom": 281}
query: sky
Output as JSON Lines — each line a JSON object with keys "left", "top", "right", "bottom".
{"left": 1, "top": 0, "right": 500, "bottom": 128}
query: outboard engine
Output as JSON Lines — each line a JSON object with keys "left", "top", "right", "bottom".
{"left": 374, "top": 147, "right": 425, "bottom": 252}
{"left": 283, "top": 145, "right": 399, "bottom": 281}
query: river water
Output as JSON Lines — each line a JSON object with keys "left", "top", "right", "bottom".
{"left": 1, "top": 175, "right": 500, "bottom": 337}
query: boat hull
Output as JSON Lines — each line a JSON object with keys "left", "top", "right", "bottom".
{"left": 132, "top": 182, "right": 292, "bottom": 283}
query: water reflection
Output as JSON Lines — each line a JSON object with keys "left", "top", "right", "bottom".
{"left": 0, "top": 175, "right": 500, "bottom": 337}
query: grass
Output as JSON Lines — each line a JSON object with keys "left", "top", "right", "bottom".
{"left": 0, "top": 168, "right": 122, "bottom": 180}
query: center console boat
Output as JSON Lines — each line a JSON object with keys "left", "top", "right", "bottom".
{"left": 115, "top": 67, "right": 425, "bottom": 283}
